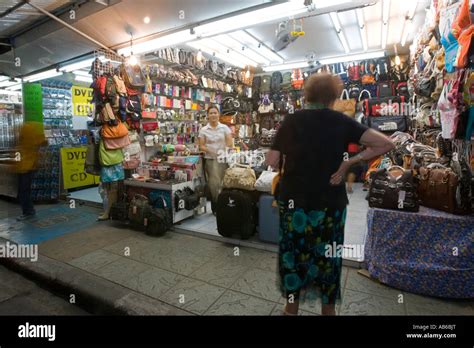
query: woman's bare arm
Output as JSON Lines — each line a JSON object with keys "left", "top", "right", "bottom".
{"left": 265, "top": 149, "right": 280, "bottom": 169}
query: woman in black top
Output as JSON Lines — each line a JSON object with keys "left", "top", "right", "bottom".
{"left": 266, "top": 73, "right": 394, "bottom": 315}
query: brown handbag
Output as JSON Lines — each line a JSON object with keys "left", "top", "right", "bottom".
{"left": 418, "top": 164, "right": 458, "bottom": 213}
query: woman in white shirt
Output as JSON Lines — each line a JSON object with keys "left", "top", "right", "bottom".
{"left": 199, "top": 105, "right": 233, "bottom": 214}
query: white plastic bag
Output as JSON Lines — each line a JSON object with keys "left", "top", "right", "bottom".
{"left": 255, "top": 167, "right": 277, "bottom": 192}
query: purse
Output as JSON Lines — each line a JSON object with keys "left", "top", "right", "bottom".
{"left": 103, "top": 135, "right": 131, "bottom": 150}
{"left": 368, "top": 166, "right": 419, "bottom": 212}
{"left": 84, "top": 142, "right": 101, "bottom": 176}
{"left": 101, "top": 120, "right": 128, "bottom": 139}
{"left": 223, "top": 163, "right": 256, "bottom": 191}
{"left": 366, "top": 115, "right": 408, "bottom": 133}
{"left": 99, "top": 139, "right": 124, "bottom": 166}
{"left": 333, "top": 89, "right": 356, "bottom": 117}
{"left": 254, "top": 167, "right": 278, "bottom": 192}
{"left": 418, "top": 163, "right": 459, "bottom": 213}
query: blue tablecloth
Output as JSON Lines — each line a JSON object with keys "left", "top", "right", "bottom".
{"left": 365, "top": 207, "right": 474, "bottom": 299}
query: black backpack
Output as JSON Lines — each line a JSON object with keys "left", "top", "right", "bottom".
{"left": 348, "top": 84, "right": 361, "bottom": 99}
{"left": 145, "top": 208, "right": 172, "bottom": 237}
{"left": 270, "top": 71, "right": 283, "bottom": 92}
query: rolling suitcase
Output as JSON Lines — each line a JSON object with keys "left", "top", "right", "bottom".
{"left": 216, "top": 189, "right": 256, "bottom": 239}
{"left": 257, "top": 194, "right": 280, "bottom": 244}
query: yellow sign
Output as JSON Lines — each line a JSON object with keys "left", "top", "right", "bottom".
{"left": 61, "top": 147, "right": 98, "bottom": 189}
{"left": 72, "top": 86, "right": 94, "bottom": 116}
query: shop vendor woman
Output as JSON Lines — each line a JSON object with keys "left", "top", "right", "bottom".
{"left": 198, "top": 105, "right": 233, "bottom": 214}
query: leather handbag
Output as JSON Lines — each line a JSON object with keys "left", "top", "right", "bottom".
{"left": 84, "top": 142, "right": 101, "bottom": 176}
{"left": 223, "top": 164, "right": 256, "bottom": 191}
{"left": 103, "top": 135, "right": 131, "bottom": 150}
{"left": 101, "top": 120, "right": 128, "bottom": 139}
{"left": 418, "top": 163, "right": 459, "bottom": 213}
{"left": 333, "top": 89, "right": 356, "bottom": 117}
{"left": 99, "top": 139, "right": 124, "bottom": 166}
{"left": 368, "top": 166, "right": 419, "bottom": 212}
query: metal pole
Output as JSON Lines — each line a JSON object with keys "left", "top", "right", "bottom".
{"left": 24, "top": 0, "right": 116, "bottom": 56}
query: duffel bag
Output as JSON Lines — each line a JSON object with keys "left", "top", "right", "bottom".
{"left": 110, "top": 200, "right": 129, "bottom": 222}
{"left": 363, "top": 96, "right": 405, "bottom": 116}
{"left": 128, "top": 194, "right": 152, "bottom": 227}
{"left": 365, "top": 115, "right": 408, "bottom": 133}
{"left": 223, "top": 164, "right": 256, "bottom": 191}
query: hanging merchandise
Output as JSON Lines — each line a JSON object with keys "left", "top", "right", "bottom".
{"left": 291, "top": 69, "right": 304, "bottom": 89}
{"left": 333, "top": 89, "right": 356, "bottom": 117}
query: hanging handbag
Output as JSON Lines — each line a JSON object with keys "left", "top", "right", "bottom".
{"left": 333, "top": 89, "right": 356, "bottom": 117}
{"left": 121, "top": 64, "right": 146, "bottom": 90}
{"left": 99, "top": 139, "right": 124, "bottom": 166}
{"left": 366, "top": 115, "right": 408, "bottom": 133}
{"left": 418, "top": 163, "right": 459, "bottom": 213}
{"left": 84, "top": 142, "right": 101, "bottom": 176}
{"left": 368, "top": 166, "right": 419, "bottom": 212}
{"left": 223, "top": 163, "right": 256, "bottom": 191}
{"left": 103, "top": 134, "right": 131, "bottom": 150}
{"left": 101, "top": 120, "right": 128, "bottom": 139}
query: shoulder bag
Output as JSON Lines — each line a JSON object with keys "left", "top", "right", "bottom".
{"left": 418, "top": 163, "right": 458, "bottom": 213}
{"left": 223, "top": 163, "right": 256, "bottom": 191}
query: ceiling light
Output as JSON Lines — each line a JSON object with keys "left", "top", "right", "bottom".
{"left": 356, "top": 9, "right": 368, "bottom": 51}
{"left": 75, "top": 75, "right": 93, "bottom": 83}
{"left": 314, "top": 0, "right": 351, "bottom": 8}
{"left": 0, "top": 78, "right": 20, "bottom": 88}
{"left": 262, "top": 61, "right": 309, "bottom": 72}
{"left": 118, "top": 29, "right": 195, "bottom": 56}
{"left": 143, "top": 16, "right": 150, "bottom": 24}
{"left": 212, "top": 35, "right": 270, "bottom": 65}
{"left": 0, "top": 75, "right": 10, "bottom": 82}
{"left": 128, "top": 54, "right": 138, "bottom": 66}
{"left": 193, "top": 2, "right": 308, "bottom": 38}
{"left": 187, "top": 42, "right": 247, "bottom": 68}
{"left": 23, "top": 69, "right": 62, "bottom": 82}
{"left": 5, "top": 83, "right": 22, "bottom": 91}
{"left": 197, "top": 38, "right": 259, "bottom": 67}
{"left": 329, "top": 12, "right": 350, "bottom": 53}
{"left": 407, "top": 2, "right": 418, "bottom": 19}
{"left": 73, "top": 70, "right": 91, "bottom": 77}
{"left": 381, "top": 0, "right": 390, "bottom": 49}
{"left": 319, "top": 50, "right": 385, "bottom": 65}
{"left": 229, "top": 31, "right": 284, "bottom": 63}
{"left": 60, "top": 58, "right": 95, "bottom": 72}
{"left": 395, "top": 55, "right": 401, "bottom": 65}
{"left": 401, "top": 20, "right": 414, "bottom": 47}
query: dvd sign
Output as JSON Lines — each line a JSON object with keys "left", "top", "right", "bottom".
{"left": 72, "top": 86, "right": 94, "bottom": 116}
{"left": 60, "top": 147, "right": 98, "bottom": 189}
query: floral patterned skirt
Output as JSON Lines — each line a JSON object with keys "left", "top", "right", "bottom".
{"left": 278, "top": 201, "right": 347, "bottom": 305}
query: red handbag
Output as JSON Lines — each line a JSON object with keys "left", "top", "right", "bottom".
{"left": 142, "top": 121, "right": 158, "bottom": 131}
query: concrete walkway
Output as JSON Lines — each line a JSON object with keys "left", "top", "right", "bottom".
{"left": 0, "top": 199, "right": 473, "bottom": 316}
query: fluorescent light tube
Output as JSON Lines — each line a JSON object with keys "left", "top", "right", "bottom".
{"left": 356, "top": 9, "right": 368, "bottom": 51}
{"left": 0, "top": 75, "right": 9, "bottom": 82}
{"left": 229, "top": 31, "right": 284, "bottom": 63}
{"left": 73, "top": 70, "right": 91, "bottom": 77}
{"left": 382, "top": 0, "right": 390, "bottom": 23}
{"left": 407, "top": 2, "right": 418, "bottom": 19}
{"left": 329, "top": 12, "right": 350, "bottom": 53}
{"left": 60, "top": 58, "right": 94, "bottom": 72}
{"left": 196, "top": 38, "right": 259, "bottom": 67}
{"left": 212, "top": 35, "right": 270, "bottom": 65}
{"left": 118, "top": 30, "right": 195, "bottom": 57}
{"left": 401, "top": 20, "right": 414, "bottom": 47}
{"left": 381, "top": 22, "right": 388, "bottom": 49}
{"left": 314, "top": 0, "right": 351, "bottom": 8}
{"left": 187, "top": 41, "right": 247, "bottom": 68}
{"left": 5, "top": 83, "right": 22, "bottom": 91}
{"left": 262, "top": 61, "right": 309, "bottom": 72}
{"left": 319, "top": 50, "right": 385, "bottom": 65}
{"left": 23, "top": 69, "right": 62, "bottom": 82}
{"left": 194, "top": 2, "right": 308, "bottom": 38}
{"left": 0, "top": 79, "right": 20, "bottom": 87}
{"left": 75, "top": 75, "right": 93, "bottom": 83}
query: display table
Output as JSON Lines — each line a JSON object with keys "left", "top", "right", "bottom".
{"left": 124, "top": 179, "right": 197, "bottom": 224}
{"left": 365, "top": 207, "right": 474, "bottom": 299}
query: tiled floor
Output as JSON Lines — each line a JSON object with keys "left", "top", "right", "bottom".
{"left": 178, "top": 183, "right": 369, "bottom": 261}
{"left": 1, "top": 196, "right": 473, "bottom": 316}
{"left": 36, "top": 224, "right": 473, "bottom": 316}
